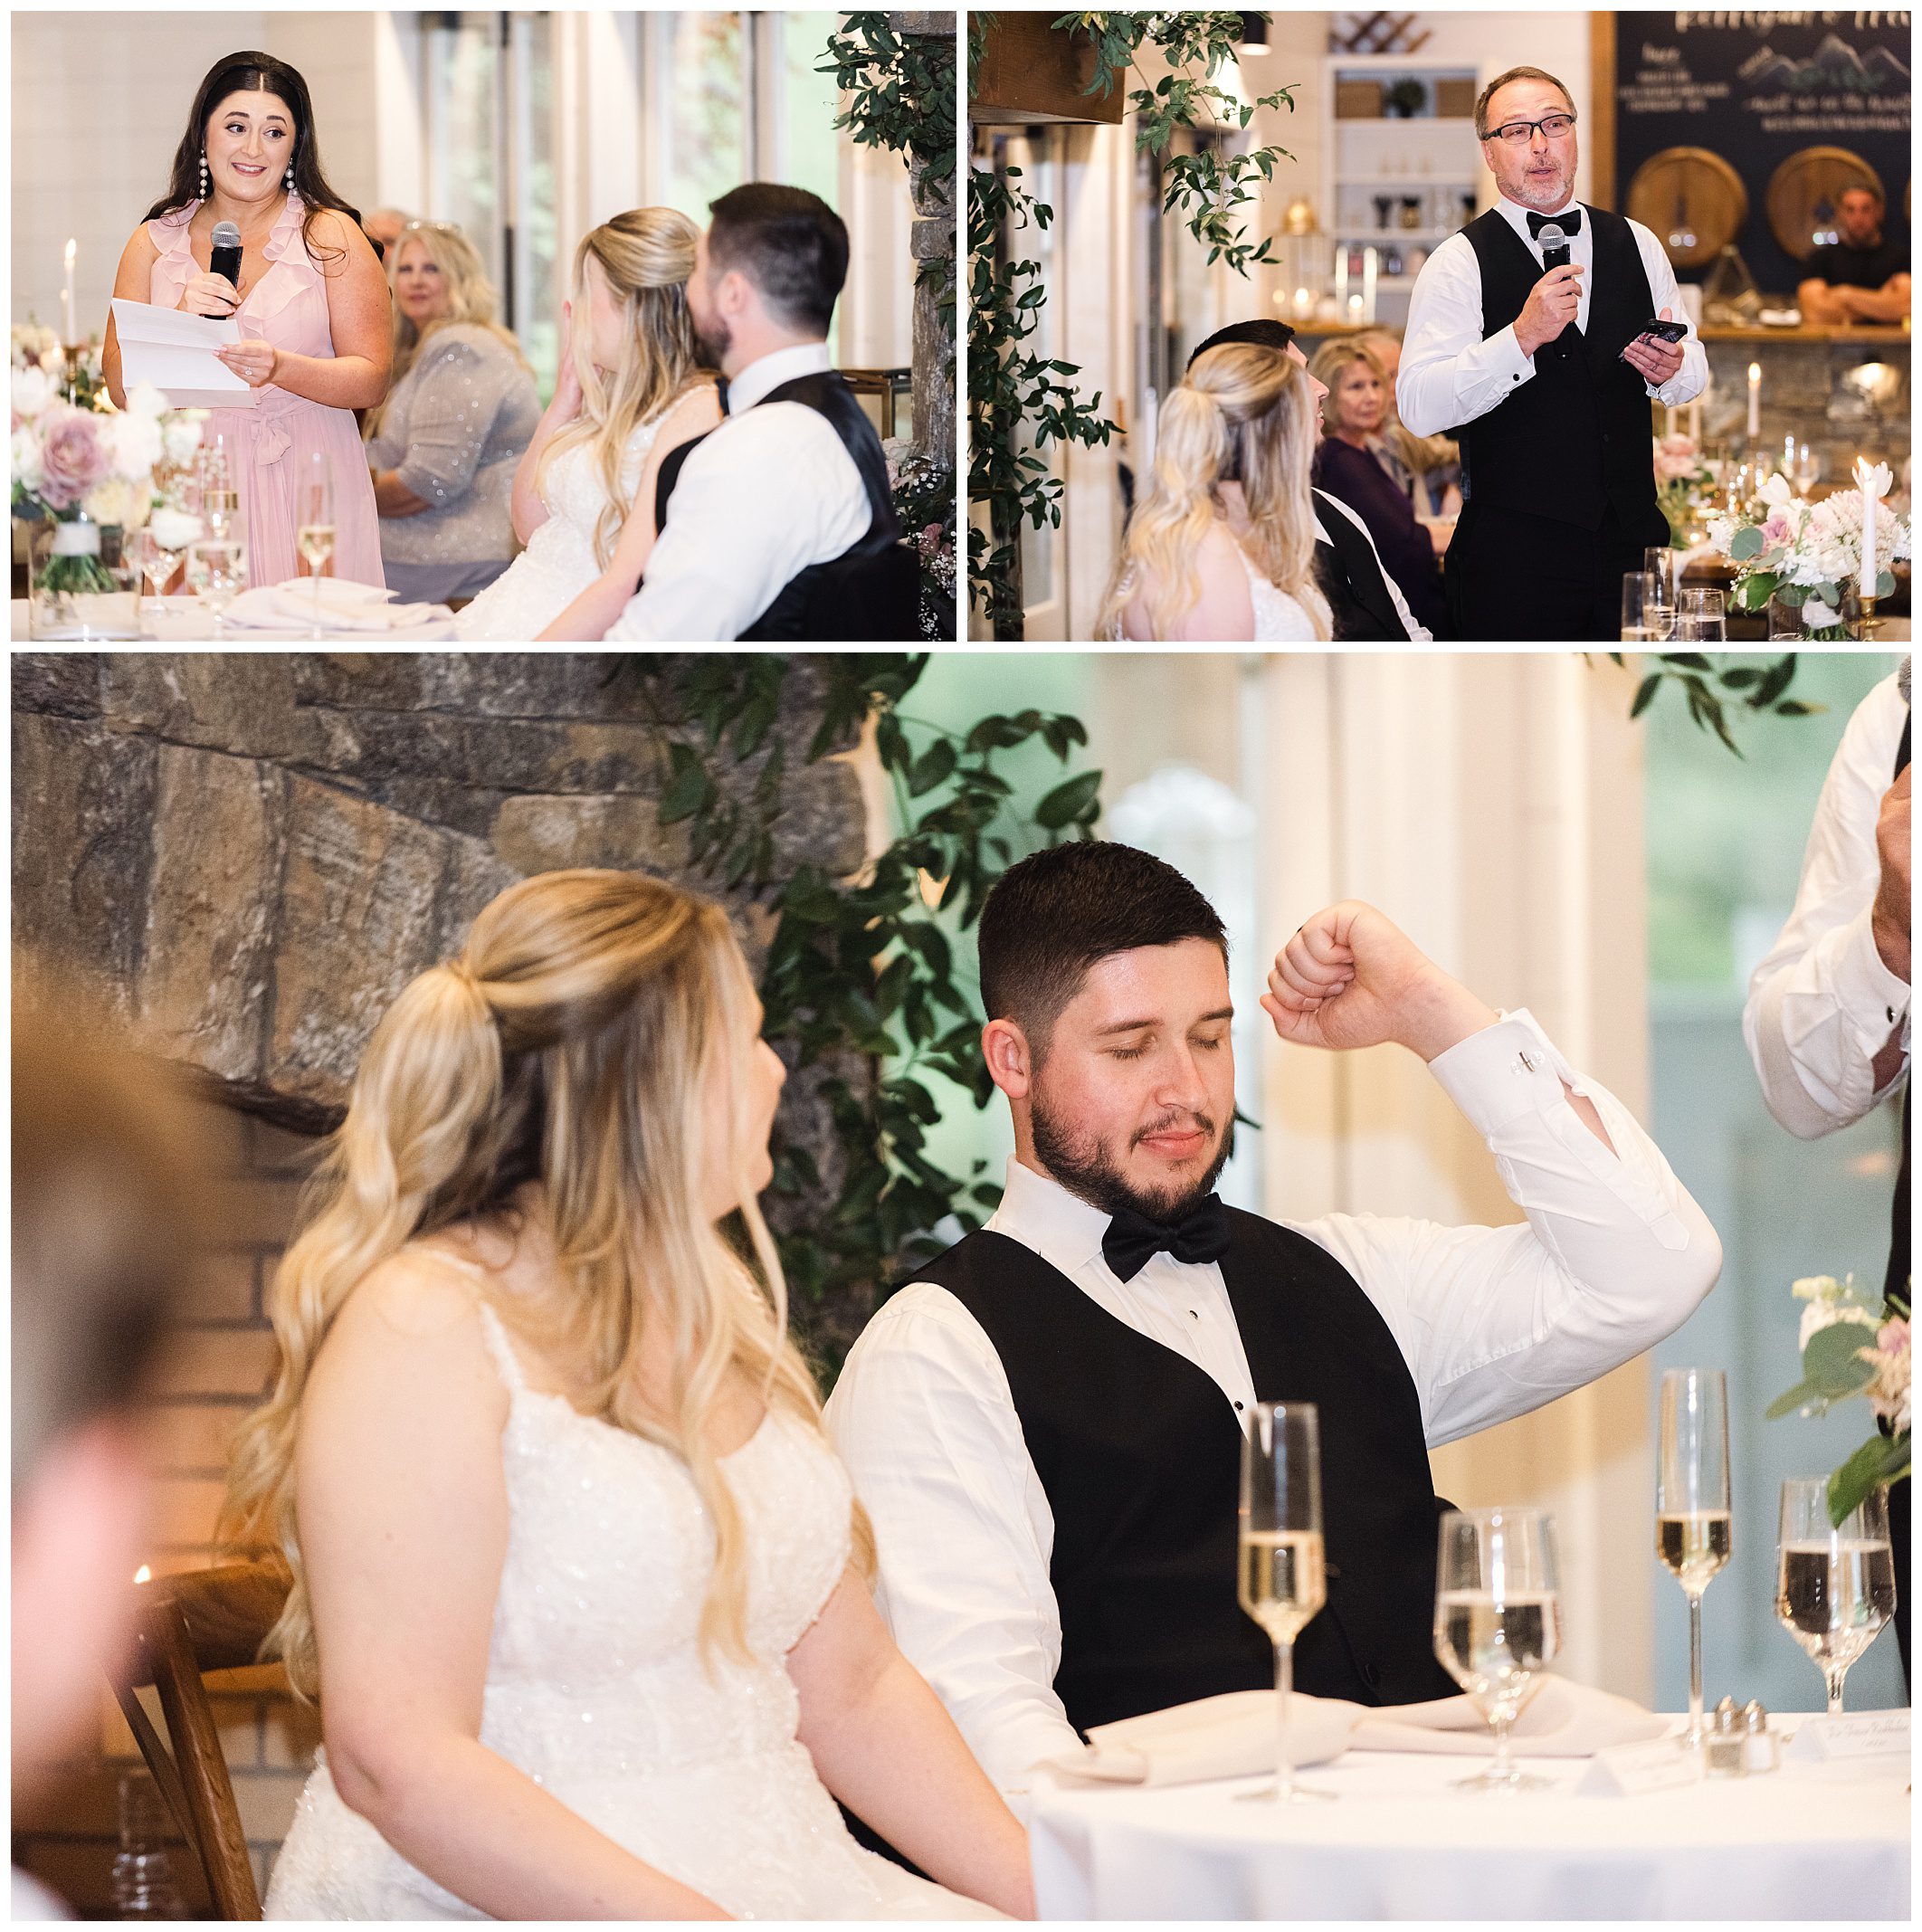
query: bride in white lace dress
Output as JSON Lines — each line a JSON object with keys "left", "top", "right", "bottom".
{"left": 455, "top": 209, "right": 721, "bottom": 642}
{"left": 1099, "top": 338, "right": 1333, "bottom": 642}
{"left": 230, "top": 871, "right": 1032, "bottom": 1918}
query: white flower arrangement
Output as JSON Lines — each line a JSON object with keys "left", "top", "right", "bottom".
{"left": 1708, "top": 471, "right": 1911, "bottom": 636}
{"left": 1771, "top": 1272, "right": 1910, "bottom": 1524}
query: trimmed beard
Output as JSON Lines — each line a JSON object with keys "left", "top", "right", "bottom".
{"left": 1029, "top": 1087, "right": 1232, "bottom": 1226}
{"left": 693, "top": 309, "right": 731, "bottom": 367}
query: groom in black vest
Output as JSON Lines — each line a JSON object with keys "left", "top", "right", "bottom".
{"left": 606, "top": 184, "right": 917, "bottom": 642}
{"left": 1399, "top": 66, "right": 1705, "bottom": 642}
{"left": 827, "top": 842, "right": 1722, "bottom": 1796}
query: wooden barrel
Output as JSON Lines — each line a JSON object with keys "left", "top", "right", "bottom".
{"left": 1766, "top": 148, "right": 1885, "bottom": 261}
{"left": 1625, "top": 148, "right": 1746, "bottom": 270}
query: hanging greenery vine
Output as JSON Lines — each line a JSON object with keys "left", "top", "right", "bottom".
{"left": 1614, "top": 652, "right": 1819, "bottom": 754}
{"left": 820, "top": 14, "right": 959, "bottom": 639}
{"left": 642, "top": 656, "right": 1102, "bottom": 1365}
{"left": 968, "top": 11, "right": 1298, "bottom": 634}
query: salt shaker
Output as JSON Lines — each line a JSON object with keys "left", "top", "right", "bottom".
{"left": 1704, "top": 1696, "right": 1748, "bottom": 1776}
{"left": 1743, "top": 1699, "right": 1779, "bottom": 1774}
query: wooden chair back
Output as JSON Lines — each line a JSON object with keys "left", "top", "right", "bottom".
{"left": 115, "top": 1556, "right": 293, "bottom": 1920}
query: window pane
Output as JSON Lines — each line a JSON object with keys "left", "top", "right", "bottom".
{"left": 426, "top": 15, "right": 501, "bottom": 294}
{"left": 667, "top": 13, "right": 747, "bottom": 225}
{"left": 780, "top": 11, "right": 842, "bottom": 207}
{"left": 517, "top": 14, "right": 559, "bottom": 398}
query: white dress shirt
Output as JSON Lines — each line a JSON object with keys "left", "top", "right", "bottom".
{"left": 604, "top": 341, "right": 871, "bottom": 642}
{"left": 1398, "top": 196, "right": 1708, "bottom": 440}
{"left": 1314, "top": 488, "right": 1433, "bottom": 642}
{"left": 825, "top": 1011, "right": 1721, "bottom": 1795}
{"left": 1744, "top": 671, "right": 1911, "bottom": 1137}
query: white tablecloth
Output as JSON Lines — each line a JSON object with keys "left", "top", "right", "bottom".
{"left": 11, "top": 596, "right": 458, "bottom": 642}
{"left": 1028, "top": 1717, "right": 1908, "bottom": 1919}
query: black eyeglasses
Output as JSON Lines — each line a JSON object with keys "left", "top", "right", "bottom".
{"left": 1482, "top": 111, "right": 1577, "bottom": 147}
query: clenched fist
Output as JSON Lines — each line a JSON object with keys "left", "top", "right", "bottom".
{"left": 1513, "top": 263, "right": 1583, "bottom": 358}
{"left": 1261, "top": 901, "right": 1499, "bottom": 1061}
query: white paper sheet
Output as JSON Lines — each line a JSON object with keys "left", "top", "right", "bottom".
{"left": 110, "top": 299, "right": 255, "bottom": 410}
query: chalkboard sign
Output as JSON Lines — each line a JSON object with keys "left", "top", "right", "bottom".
{"left": 1613, "top": 13, "right": 1911, "bottom": 299}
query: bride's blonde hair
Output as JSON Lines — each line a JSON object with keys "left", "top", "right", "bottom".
{"left": 537, "top": 207, "right": 707, "bottom": 571}
{"left": 1097, "top": 342, "right": 1327, "bottom": 641}
{"left": 224, "top": 868, "right": 866, "bottom": 1695}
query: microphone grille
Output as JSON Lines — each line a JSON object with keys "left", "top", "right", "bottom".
{"left": 211, "top": 221, "right": 242, "bottom": 247}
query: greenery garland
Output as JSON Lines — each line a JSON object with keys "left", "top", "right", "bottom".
{"left": 644, "top": 656, "right": 1101, "bottom": 1367}
{"left": 1615, "top": 652, "right": 1819, "bottom": 754}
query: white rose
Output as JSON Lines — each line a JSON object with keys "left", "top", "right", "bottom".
{"left": 12, "top": 363, "right": 55, "bottom": 424}
{"left": 83, "top": 473, "right": 147, "bottom": 529}
{"left": 102, "top": 410, "right": 164, "bottom": 482}
{"left": 12, "top": 421, "right": 44, "bottom": 495}
{"left": 148, "top": 506, "right": 203, "bottom": 551}
{"left": 162, "top": 414, "right": 205, "bottom": 465}
{"left": 124, "top": 382, "right": 169, "bottom": 423}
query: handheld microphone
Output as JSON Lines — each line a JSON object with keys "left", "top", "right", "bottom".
{"left": 209, "top": 221, "right": 243, "bottom": 302}
{"left": 1536, "top": 221, "right": 1571, "bottom": 271}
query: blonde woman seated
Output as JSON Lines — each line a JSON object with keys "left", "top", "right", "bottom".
{"left": 232, "top": 870, "right": 1031, "bottom": 1919}
{"left": 1354, "top": 327, "right": 1462, "bottom": 529}
{"left": 454, "top": 209, "right": 721, "bottom": 641}
{"left": 363, "top": 222, "right": 541, "bottom": 604}
{"left": 1099, "top": 342, "right": 1331, "bottom": 642}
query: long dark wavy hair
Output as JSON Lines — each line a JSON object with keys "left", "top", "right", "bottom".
{"left": 142, "top": 52, "right": 362, "bottom": 273}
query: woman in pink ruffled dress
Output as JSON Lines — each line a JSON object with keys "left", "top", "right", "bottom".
{"left": 103, "top": 51, "right": 389, "bottom": 591}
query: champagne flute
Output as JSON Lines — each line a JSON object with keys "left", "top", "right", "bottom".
{"left": 186, "top": 536, "right": 247, "bottom": 638}
{"left": 1433, "top": 1508, "right": 1563, "bottom": 1793}
{"left": 1656, "top": 1367, "right": 1731, "bottom": 1751}
{"left": 1775, "top": 1480, "right": 1898, "bottom": 1716}
{"left": 297, "top": 451, "right": 336, "bottom": 638}
{"left": 1621, "top": 571, "right": 1663, "bottom": 642}
{"left": 1237, "top": 1402, "right": 1332, "bottom": 1804}
{"left": 1641, "top": 547, "right": 1679, "bottom": 639}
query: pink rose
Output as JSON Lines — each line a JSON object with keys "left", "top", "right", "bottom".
{"left": 1761, "top": 510, "right": 1792, "bottom": 547}
{"left": 1879, "top": 1315, "right": 1908, "bottom": 1356}
{"left": 35, "top": 404, "right": 109, "bottom": 511}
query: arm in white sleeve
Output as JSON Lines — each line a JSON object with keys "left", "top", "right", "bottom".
{"left": 604, "top": 404, "right": 867, "bottom": 642}
{"left": 823, "top": 1285, "right": 1083, "bottom": 1798}
{"left": 1743, "top": 675, "right": 1911, "bottom": 1137}
{"left": 1631, "top": 219, "right": 1708, "bottom": 406}
{"left": 1298, "top": 1010, "right": 1723, "bottom": 1446}
{"left": 1316, "top": 490, "right": 1432, "bottom": 641}
{"left": 1397, "top": 233, "right": 1536, "bottom": 438}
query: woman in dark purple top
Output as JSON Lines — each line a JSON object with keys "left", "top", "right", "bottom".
{"left": 1308, "top": 340, "right": 1449, "bottom": 639}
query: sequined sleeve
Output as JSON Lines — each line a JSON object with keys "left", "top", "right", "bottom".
{"left": 393, "top": 332, "right": 517, "bottom": 509}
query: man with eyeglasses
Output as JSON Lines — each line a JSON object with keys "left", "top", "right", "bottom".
{"left": 1399, "top": 65, "right": 1706, "bottom": 642}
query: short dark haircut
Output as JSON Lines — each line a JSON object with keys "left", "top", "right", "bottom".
{"left": 978, "top": 842, "right": 1228, "bottom": 1052}
{"left": 708, "top": 183, "right": 849, "bottom": 335}
{"left": 1187, "top": 319, "right": 1296, "bottom": 371}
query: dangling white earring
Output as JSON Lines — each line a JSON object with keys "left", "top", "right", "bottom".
{"left": 198, "top": 151, "right": 209, "bottom": 197}
{"left": 285, "top": 162, "right": 295, "bottom": 189}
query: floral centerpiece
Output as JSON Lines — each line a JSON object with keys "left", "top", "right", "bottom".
{"left": 1708, "top": 472, "right": 1910, "bottom": 640}
{"left": 1769, "top": 1272, "right": 1910, "bottom": 1524}
{"left": 12, "top": 359, "right": 203, "bottom": 634}
{"left": 1652, "top": 433, "right": 1716, "bottom": 547}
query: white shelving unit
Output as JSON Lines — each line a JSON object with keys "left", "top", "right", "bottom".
{"left": 1318, "top": 55, "right": 1484, "bottom": 331}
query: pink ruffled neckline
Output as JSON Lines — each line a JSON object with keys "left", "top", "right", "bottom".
{"left": 147, "top": 192, "right": 308, "bottom": 325}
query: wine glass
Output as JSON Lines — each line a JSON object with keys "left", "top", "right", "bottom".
{"left": 1641, "top": 547, "right": 1680, "bottom": 638}
{"left": 1621, "top": 572, "right": 1665, "bottom": 642}
{"left": 1656, "top": 1367, "right": 1731, "bottom": 1751}
{"left": 1677, "top": 587, "right": 1726, "bottom": 641}
{"left": 186, "top": 535, "right": 247, "bottom": 638}
{"left": 1237, "top": 1402, "right": 1332, "bottom": 1804}
{"left": 297, "top": 451, "right": 336, "bottom": 638}
{"left": 1775, "top": 1480, "right": 1898, "bottom": 1716}
{"left": 1433, "top": 1507, "right": 1562, "bottom": 1793}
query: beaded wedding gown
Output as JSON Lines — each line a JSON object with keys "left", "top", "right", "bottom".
{"left": 452, "top": 418, "right": 664, "bottom": 642}
{"left": 1110, "top": 540, "right": 1329, "bottom": 641}
{"left": 265, "top": 1301, "right": 999, "bottom": 1919}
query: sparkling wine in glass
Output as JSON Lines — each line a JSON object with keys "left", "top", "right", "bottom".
{"left": 1433, "top": 1508, "right": 1563, "bottom": 1793}
{"left": 186, "top": 537, "right": 247, "bottom": 638}
{"left": 1237, "top": 1402, "right": 1331, "bottom": 1804}
{"left": 1657, "top": 1367, "right": 1730, "bottom": 1752}
{"left": 297, "top": 451, "right": 336, "bottom": 638}
{"left": 1641, "top": 547, "right": 1679, "bottom": 639}
{"left": 1775, "top": 1479, "right": 1898, "bottom": 1717}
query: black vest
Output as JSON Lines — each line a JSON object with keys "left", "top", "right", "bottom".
{"left": 1456, "top": 205, "right": 1664, "bottom": 538}
{"left": 910, "top": 1214, "right": 1457, "bottom": 1737}
{"left": 651, "top": 370, "right": 918, "bottom": 642}
{"left": 1313, "top": 488, "right": 1412, "bottom": 642}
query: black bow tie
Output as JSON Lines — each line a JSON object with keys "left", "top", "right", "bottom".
{"left": 1527, "top": 208, "right": 1581, "bottom": 239}
{"left": 1101, "top": 1194, "right": 1232, "bottom": 1283}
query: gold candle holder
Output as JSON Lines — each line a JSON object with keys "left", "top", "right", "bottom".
{"left": 1858, "top": 594, "right": 1880, "bottom": 637}
{"left": 61, "top": 342, "right": 87, "bottom": 404}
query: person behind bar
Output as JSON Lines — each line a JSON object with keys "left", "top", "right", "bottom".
{"left": 1398, "top": 65, "right": 1707, "bottom": 642}
{"left": 1797, "top": 184, "right": 1912, "bottom": 328}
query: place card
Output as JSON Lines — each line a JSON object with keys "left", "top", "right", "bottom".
{"left": 1784, "top": 1712, "right": 1909, "bottom": 1763}
{"left": 1577, "top": 1737, "right": 1703, "bottom": 1798}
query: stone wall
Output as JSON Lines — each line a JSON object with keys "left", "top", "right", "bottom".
{"left": 10, "top": 651, "right": 871, "bottom": 1908}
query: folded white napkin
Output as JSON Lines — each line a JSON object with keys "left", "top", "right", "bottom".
{"left": 1047, "top": 1677, "right": 1666, "bottom": 1787}
{"left": 221, "top": 577, "right": 452, "bottom": 633}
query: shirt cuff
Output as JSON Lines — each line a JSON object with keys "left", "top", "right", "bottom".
{"left": 1426, "top": 1007, "right": 1573, "bottom": 1133}
{"left": 1489, "top": 322, "right": 1535, "bottom": 393}
{"left": 1836, "top": 902, "right": 1912, "bottom": 1057}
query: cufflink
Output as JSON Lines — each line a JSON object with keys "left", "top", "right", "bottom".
{"left": 1518, "top": 1050, "right": 1539, "bottom": 1074}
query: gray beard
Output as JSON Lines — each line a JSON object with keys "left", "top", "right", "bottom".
{"left": 1028, "top": 1089, "right": 1233, "bottom": 1226}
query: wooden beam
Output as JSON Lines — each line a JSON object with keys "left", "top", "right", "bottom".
{"left": 1590, "top": 12, "right": 1618, "bottom": 212}
{"left": 970, "top": 14, "right": 1123, "bottom": 128}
